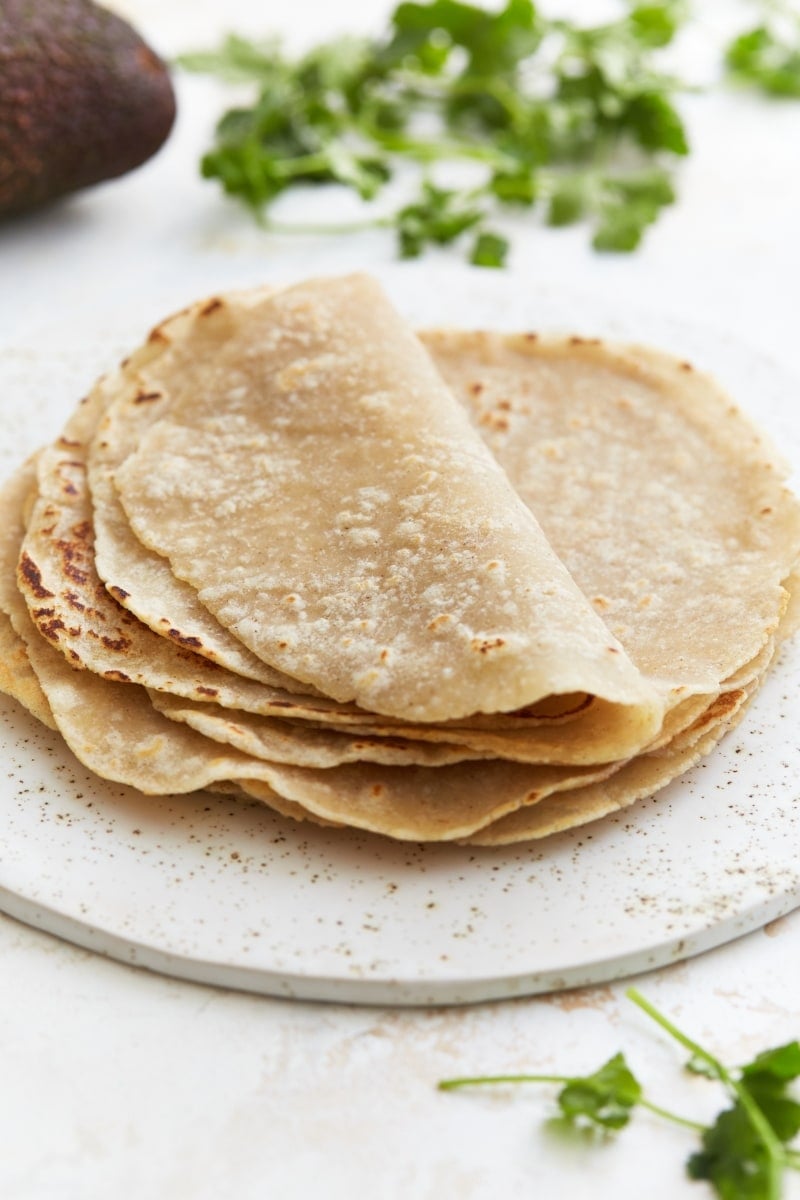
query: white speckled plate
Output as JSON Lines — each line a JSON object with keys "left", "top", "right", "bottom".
{"left": 1, "top": 271, "right": 799, "bottom": 1005}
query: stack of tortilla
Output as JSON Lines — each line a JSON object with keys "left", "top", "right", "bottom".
{"left": 1, "top": 274, "right": 798, "bottom": 844}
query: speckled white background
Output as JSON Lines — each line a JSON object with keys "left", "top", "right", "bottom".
{"left": 1, "top": 0, "right": 800, "bottom": 1196}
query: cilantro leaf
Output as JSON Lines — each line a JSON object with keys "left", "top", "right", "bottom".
{"left": 396, "top": 182, "right": 485, "bottom": 257}
{"left": 740, "top": 1043, "right": 800, "bottom": 1146}
{"left": 557, "top": 1053, "right": 643, "bottom": 1131}
{"left": 726, "top": 24, "right": 800, "bottom": 98}
{"left": 490, "top": 167, "right": 537, "bottom": 206}
{"left": 593, "top": 167, "right": 676, "bottom": 251}
{"left": 687, "top": 1103, "right": 774, "bottom": 1200}
{"left": 389, "top": 0, "right": 541, "bottom": 78}
{"left": 629, "top": 2, "right": 688, "bottom": 49}
{"left": 470, "top": 230, "right": 509, "bottom": 267}
{"left": 624, "top": 91, "right": 689, "bottom": 155}
{"left": 742, "top": 1043, "right": 800, "bottom": 1086}
{"left": 546, "top": 176, "right": 587, "bottom": 227}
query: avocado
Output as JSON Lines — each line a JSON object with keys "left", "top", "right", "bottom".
{"left": 0, "top": 0, "right": 176, "bottom": 218}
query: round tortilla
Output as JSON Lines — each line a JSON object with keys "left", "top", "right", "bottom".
{"left": 424, "top": 329, "right": 800, "bottom": 695}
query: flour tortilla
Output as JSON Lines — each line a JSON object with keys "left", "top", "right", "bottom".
{"left": 0, "top": 451, "right": 631, "bottom": 838}
{"left": 17, "top": 379, "right": 311, "bottom": 691}
{"left": 424, "top": 330, "right": 800, "bottom": 695}
{"left": 0, "top": 611, "right": 56, "bottom": 729}
{"left": 0, "top": 460, "right": 57, "bottom": 729}
{"left": 22, "top": 619, "right": 631, "bottom": 836}
{"left": 87, "top": 293, "right": 306, "bottom": 688}
{"left": 467, "top": 681, "right": 760, "bottom": 845}
{"left": 2, "top": 454, "right": 635, "bottom": 838}
{"left": 148, "top": 689, "right": 487, "bottom": 768}
{"left": 230, "top": 680, "right": 759, "bottom": 844}
{"left": 236, "top": 757, "right": 625, "bottom": 842}
{"left": 15, "top": 392, "right": 663, "bottom": 764}
{"left": 113, "top": 275, "right": 662, "bottom": 739}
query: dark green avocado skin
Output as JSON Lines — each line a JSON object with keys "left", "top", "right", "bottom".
{"left": 0, "top": 0, "right": 176, "bottom": 217}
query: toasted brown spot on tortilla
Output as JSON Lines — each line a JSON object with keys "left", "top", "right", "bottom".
{"left": 18, "top": 552, "right": 54, "bottom": 599}
{"left": 36, "top": 615, "right": 66, "bottom": 642}
{"left": 478, "top": 411, "right": 509, "bottom": 430}
{"left": 167, "top": 628, "right": 203, "bottom": 649}
{"left": 471, "top": 637, "right": 505, "bottom": 654}
{"left": 200, "top": 297, "right": 224, "bottom": 317}
{"left": 93, "top": 632, "right": 131, "bottom": 652}
{"left": 54, "top": 537, "right": 89, "bottom": 586}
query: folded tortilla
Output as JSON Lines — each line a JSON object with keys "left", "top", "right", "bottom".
{"left": 16, "top": 394, "right": 658, "bottom": 764}
{"left": 112, "top": 275, "right": 663, "bottom": 740}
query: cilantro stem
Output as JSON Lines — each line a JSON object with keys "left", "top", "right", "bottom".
{"left": 626, "top": 988, "right": 719, "bottom": 1066}
{"left": 264, "top": 215, "right": 392, "bottom": 235}
{"left": 437, "top": 1069, "right": 704, "bottom": 1132}
{"left": 627, "top": 988, "right": 788, "bottom": 1200}
{"left": 368, "top": 128, "right": 511, "bottom": 167}
{"left": 446, "top": 74, "right": 529, "bottom": 123}
{"left": 389, "top": 68, "right": 527, "bottom": 123}
{"left": 438, "top": 1072, "right": 570, "bottom": 1090}
{"left": 270, "top": 153, "right": 335, "bottom": 179}
{"left": 638, "top": 1098, "right": 706, "bottom": 1133}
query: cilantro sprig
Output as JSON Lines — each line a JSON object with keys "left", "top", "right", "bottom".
{"left": 438, "top": 988, "right": 800, "bottom": 1200}
{"left": 180, "top": 0, "right": 690, "bottom": 263}
{"left": 726, "top": 0, "right": 800, "bottom": 98}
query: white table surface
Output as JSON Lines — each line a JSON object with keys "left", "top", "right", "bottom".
{"left": 1, "top": 1, "right": 799, "bottom": 1197}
